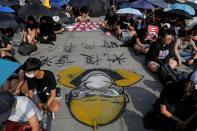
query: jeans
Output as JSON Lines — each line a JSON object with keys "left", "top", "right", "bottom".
{"left": 179, "top": 49, "right": 193, "bottom": 61}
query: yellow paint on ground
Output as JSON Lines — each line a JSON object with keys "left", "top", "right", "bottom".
{"left": 57, "top": 66, "right": 143, "bottom": 88}
{"left": 57, "top": 66, "right": 85, "bottom": 88}
{"left": 69, "top": 96, "right": 125, "bottom": 126}
{"left": 114, "top": 69, "right": 143, "bottom": 87}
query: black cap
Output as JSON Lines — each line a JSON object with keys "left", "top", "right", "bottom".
{"left": 0, "top": 92, "right": 15, "bottom": 123}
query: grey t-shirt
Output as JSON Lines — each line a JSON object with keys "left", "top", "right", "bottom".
{"left": 176, "top": 38, "right": 196, "bottom": 52}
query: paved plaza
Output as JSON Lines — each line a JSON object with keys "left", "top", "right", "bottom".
{"left": 13, "top": 18, "right": 167, "bottom": 131}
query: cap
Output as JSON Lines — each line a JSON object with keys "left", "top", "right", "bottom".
{"left": 191, "top": 71, "right": 197, "bottom": 89}
{"left": 0, "top": 92, "right": 15, "bottom": 123}
{"left": 52, "top": 16, "right": 60, "bottom": 22}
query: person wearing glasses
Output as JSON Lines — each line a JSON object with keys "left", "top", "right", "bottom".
{"left": 145, "top": 32, "right": 177, "bottom": 73}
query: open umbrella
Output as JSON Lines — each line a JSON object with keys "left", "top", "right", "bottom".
{"left": 0, "top": 6, "right": 15, "bottom": 13}
{"left": 120, "top": 0, "right": 155, "bottom": 10}
{"left": 51, "top": 0, "right": 70, "bottom": 7}
{"left": 116, "top": 8, "right": 143, "bottom": 17}
{"left": 146, "top": 0, "right": 168, "bottom": 8}
{"left": 68, "top": 0, "right": 91, "bottom": 7}
{"left": 0, "top": 59, "right": 20, "bottom": 87}
{"left": 88, "top": 0, "right": 110, "bottom": 17}
{"left": 0, "top": 0, "right": 19, "bottom": 6}
{"left": 168, "top": 3, "right": 195, "bottom": 16}
{"left": 164, "top": 9, "right": 193, "bottom": 19}
{"left": 18, "top": 3, "right": 57, "bottom": 20}
{"left": 0, "top": 13, "right": 18, "bottom": 28}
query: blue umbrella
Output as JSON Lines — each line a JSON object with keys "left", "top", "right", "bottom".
{"left": 168, "top": 3, "right": 195, "bottom": 16}
{"left": 0, "top": 6, "right": 15, "bottom": 13}
{"left": 120, "top": 0, "right": 155, "bottom": 10}
{"left": 51, "top": 0, "right": 69, "bottom": 7}
{"left": 116, "top": 8, "right": 143, "bottom": 17}
{"left": 0, "top": 58, "right": 20, "bottom": 87}
{"left": 146, "top": 0, "right": 168, "bottom": 8}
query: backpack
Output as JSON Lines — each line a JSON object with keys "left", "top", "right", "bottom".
{"left": 157, "top": 64, "right": 178, "bottom": 86}
{"left": 120, "top": 29, "right": 131, "bottom": 42}
{"left": 1, "top": 120, "right": 46, "bottom": 131}
{"left": 17, "top": 43, "right": 37, "bottom": 56}
{"left": 143, "top": 110, "right": 161, "bottom": 129}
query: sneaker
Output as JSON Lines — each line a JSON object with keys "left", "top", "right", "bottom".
{"left": 50, "top": 41, "right": 55, "bottom": 45}
{"left": 105, "top": 32, "right": 111, "bottom": 36}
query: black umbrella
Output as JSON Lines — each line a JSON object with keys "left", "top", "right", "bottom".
{"left": 88, "top": 0, "right": 110, "bottom": 17}
{"left": 165, "top": 9, "right": 193, "bottom": 19}
{"left": 68, "top": 0, "right": 91, "bottom": 8}
{"left": 18, "top": 3, "right": 57, "bottom": 20}
{"left": 0, "top": 0, "right": 19, "bottom": 6}
{"left": 0, "top": 13, "right": 18, "bottom": 28}
{"left": 50, "top": 7, "right": 73, "bottom": 23}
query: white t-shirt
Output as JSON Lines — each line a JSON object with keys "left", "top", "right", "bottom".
{"left": 9, "top": 96, "right": 43, "bottom": 122}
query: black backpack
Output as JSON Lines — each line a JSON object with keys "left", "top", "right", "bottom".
{"left": 18, "top": 43, "right": 37, "bottom": 56}
{"left": 157, "top": 64, "right": 178, "bottom": 86}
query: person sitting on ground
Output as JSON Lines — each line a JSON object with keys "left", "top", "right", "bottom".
{"left": 0, "top": 56, "right": 28, "bottom": 96}
{"left": 75, "top": 6, "right": 90, "bottom": 22}
{"left": 116, "top": 14, "right": 136, "bottom": 43}
{"left": 23, "top": 57, "right": 60, "bottom": 113}
{"left": 0, "top": 28, "right": 14, "bottom": 57}
{"left": 50, "top": 16, "right": 65, "bottom": 34}
{"left": 145, "top": 33, "right": 177, "bottom": 73}
{"left": 0, "top": 91, "right": 43, "bottom": 131}
{"left": 134, "top": 25, "right": 159, "bottom": 54}
{"left": 102, "top": 4, "right": 118, "bottom": 34}
{"left": 154, "top": 80, "right": 197, "bottom": 131}
{"left": 22, "top": 15, "right": 38, "bottom": 45}
{"left": 174, "top": 31, "right": 197, "bottom": 66}
{"left": 37, "top": 16, "right": 56, "bottom": 44}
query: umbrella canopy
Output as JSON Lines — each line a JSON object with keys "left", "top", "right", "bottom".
{"left": 168, "top": 3, "right": 195, "bottom": 15}
{"left": 88, "top": 0, "right": 110, "bottom": 17}
{"left": 69, "top": 0, "right": 110, "bottom": 17}
{"left": 0, "top": 13, "right": 18, "bottom": 28}
{"left": 0, "top": 0, "right": 19, "bottom": 6}
{"left": 146, "top": 0, "right": 168, "bottom": 8}
{"left": 51, "top": 0, "right": 69, "bottom": 7}
{"left": 187, "top": 16, "right": 197, "bottom": 29}
{"left": 68, "top": 0, "right": 91, "bottom": 8}
{"left": 0, "top": 59, "right": 20, "bottom": 87}
{"left": 18, "top": 3, "right": 57, "bottom": 20}
{"left": 0, "top": 6, "right": 15, "bottom": 13}
{"left": 116, "top": 8, "right": 143, "bottom": 17}
{"left": 164, "top": 9, "right": 193, "bottom": 19}
{"left": 121, "top": 0, "right": 155, "bottom": 9}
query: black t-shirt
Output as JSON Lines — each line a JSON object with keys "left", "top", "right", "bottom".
{"left": 39, "top": 23, "right": 54, "bottom": 36}
{"left": 0, "top": 35, "right": 12, "bottom": 48}
{"left": 118, "top": 16, "right": 134, "bottom": 30}
{"left": 159, "top": 81, "right": 197, "bottom": 114}
{"left": 146, "top": 40, "right": 175, "bottom": 64}
{"left": 27, "top": 70, "right": 57, "bottom": 92}
{"left": 104, "top": 12, "right": 118, "bottom": 26}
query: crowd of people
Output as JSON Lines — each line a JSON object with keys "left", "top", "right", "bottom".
{"left": 102, "top": 3, "right": 197, "bottom": 131}
{"left": 0, "top": 0, "right": 196, "bottom": 131}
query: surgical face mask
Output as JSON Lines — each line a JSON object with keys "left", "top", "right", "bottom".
{"left": 25, "top": 72, "right": 35, "bottom": 78}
